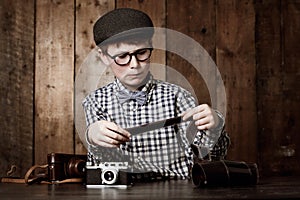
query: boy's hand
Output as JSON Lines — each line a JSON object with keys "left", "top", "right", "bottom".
{"left": 87, "top": 120, "right": 131, "bottom": 148}
{"left": 182, "top": 104, "right": 219, "bottom": 131}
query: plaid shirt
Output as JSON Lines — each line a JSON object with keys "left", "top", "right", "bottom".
{"left": 83, "top": 74, "right": 230, "bottom": 178}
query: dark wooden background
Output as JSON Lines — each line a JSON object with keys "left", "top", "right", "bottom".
{"left": 0, "top": 0, "right": 299, "bottom": 178}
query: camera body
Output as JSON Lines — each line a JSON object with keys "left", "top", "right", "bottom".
{"left": 47, "top": 152, "right": 87, "bottom": 182}
{"left": 85, "top": 161, "right": 132, "bottom": 187}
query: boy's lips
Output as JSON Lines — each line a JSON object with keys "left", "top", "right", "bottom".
{"left": 128, "top": 73, "right": 142, "bottom": 77}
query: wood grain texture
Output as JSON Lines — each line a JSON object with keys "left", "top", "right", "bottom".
{"left": 256, "top": 0, "right": 300, "bottom": 176}
{"left": 166, "top": 0, "right": 215, "bottom": 105}
{"left": 75, "top": 0, "right": 115, "bottom": 154}
{"left": 35, "top": 0, "right": 75, "bottom": 165}
{"left": 75, "top": 0, "right": 115, "bottom": 73}
{"left": 282, "top": 0, "right": 300, "bottom": 161}
{"left": 0, "top": 0, "right": 34, "bottom": 177}
{"left": 255, "top": 0, "right": 283, "bottom": 176}
{"left": 216, "top": 0, "right": 257, "bottom": 162}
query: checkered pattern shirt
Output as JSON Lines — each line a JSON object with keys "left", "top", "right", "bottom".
{"left": 82, "top": 74, "right": 230, "bottom": 178}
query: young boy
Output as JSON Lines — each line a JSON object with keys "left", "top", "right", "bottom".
{"left": 83, "top": 8, "right": 230, "bottom": 178}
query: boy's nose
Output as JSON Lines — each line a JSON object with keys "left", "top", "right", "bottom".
{"left": 129, "top": 55, "right": 139, "bottom": 68}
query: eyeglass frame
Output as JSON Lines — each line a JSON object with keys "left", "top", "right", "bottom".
{"left": 105, "top": 47, "right": 153, "bottom": 66}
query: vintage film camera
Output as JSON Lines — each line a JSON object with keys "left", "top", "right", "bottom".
{"left": 47, "top": 152, "right": 87, "bottom": 182}
{"left": 85, "top": 161, "right": 133, "bottom": 188}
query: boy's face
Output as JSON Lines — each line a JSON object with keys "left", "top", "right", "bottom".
{"left": 103, "top": 41, "right": 151, "bottom": 91}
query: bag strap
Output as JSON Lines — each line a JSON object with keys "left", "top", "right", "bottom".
{"left": 24, "top": 164, "right": 48, "bottom": 184}
{"left": 1, "top": 164, "right": 83, "bottom": 185}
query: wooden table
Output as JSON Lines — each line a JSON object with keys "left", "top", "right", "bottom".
{"left": 1, "top": 176, "right": 300, "bottom": 199}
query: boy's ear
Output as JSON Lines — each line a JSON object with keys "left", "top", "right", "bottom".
{"left": 97, "top": 48, "right": 110, "bottom": 65}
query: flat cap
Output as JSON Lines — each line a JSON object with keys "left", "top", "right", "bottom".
{"left": 93, "top": 8, "right": 154, "bottom": 46}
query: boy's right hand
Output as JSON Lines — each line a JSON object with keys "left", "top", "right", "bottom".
{"left": 87, "top": 120, "right": 131, "bottom": 148}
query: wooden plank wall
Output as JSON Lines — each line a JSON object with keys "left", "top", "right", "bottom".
{"left": 166, "top": 0, "right": 214, "bottom": 109}
{"left": 0, "top": 0, "right": 299, "bottom": 178}
{"left": 35, "top": 0, "right": 75, "bottom": 166}
{"left": 216, "top": 0, "right": 257, "bottom": 162}
{"left": 0, "top": 0, "right": 34, "bottom": 178}
{"left": 256, "top": 0, "right": 300, "bottom": 176}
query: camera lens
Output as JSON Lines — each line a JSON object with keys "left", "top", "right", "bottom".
{"left": 67, "top": 158, "right": 86, "bottom": 177}
{"left": 101, "top": 169, "right": 118, "bottom": 185}
{"left": 104, "top": 171, "right": 114, "bottom": 181}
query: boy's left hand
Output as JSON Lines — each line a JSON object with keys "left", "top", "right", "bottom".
{"left": 182, "top": 104, "right": 219, "bottom": 130}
